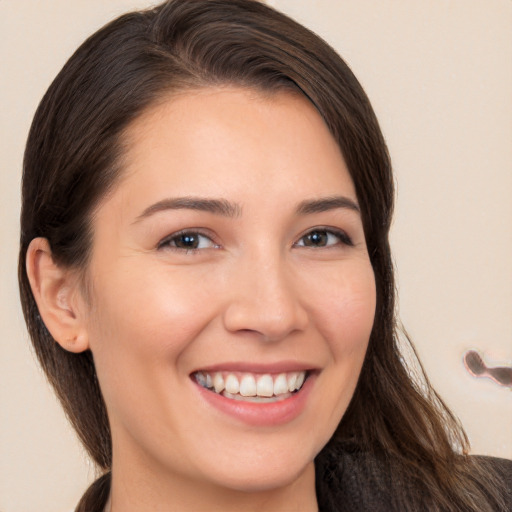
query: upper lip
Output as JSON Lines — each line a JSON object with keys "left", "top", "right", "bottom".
{"left": 190, "top": 361, "right": 318, "bottom": 375}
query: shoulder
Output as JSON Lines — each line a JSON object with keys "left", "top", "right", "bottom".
{"left": 315, "top": 442, "right": 512, "bottom": 512}
{"left": 472, "top": 455, "right": 512, "bottom": 508}
{"left": 474, "top": 454, "right": 512, "bottom": 477}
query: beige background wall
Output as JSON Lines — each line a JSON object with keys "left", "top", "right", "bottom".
{"left": 1, "top": 1, "right": 510, "bottom": 510}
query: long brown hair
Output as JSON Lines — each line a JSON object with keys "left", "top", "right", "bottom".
{"left": 19, "top": 1, "right": 507, "bottom": 510}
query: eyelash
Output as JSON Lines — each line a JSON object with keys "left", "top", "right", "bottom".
{"left": 294, "top": 227, "right": 354, "bottom": 249}
{"left": 158, "top": 229, "right": 219, "bottom": 253}
{"left": 157, "top": 227, "right": 354, "bottom": 253}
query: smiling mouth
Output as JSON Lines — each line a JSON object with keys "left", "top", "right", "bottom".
{"left": 193, "top": 370, "right": 308, "bottom": 403}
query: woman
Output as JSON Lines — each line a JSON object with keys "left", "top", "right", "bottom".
{"left": 18, "top": 0, "right": 511, "bottom": 510}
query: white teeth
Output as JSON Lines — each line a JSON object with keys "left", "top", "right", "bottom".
{"left": 256, "top": 374, "right": 274, "bottom": 397}
{"left": 225, "top": 374, "right": 240, "bottom": 394}
{"left": 213, "top": 373, "right": 225, "bottom": 393}
{"left": 239, "top": 374, "right": 257, "bottom": 397}
{"left": 273, "top": 373, "right": 288, "bottom": 395}
{"left": 195, "top": 370, "right": 308, "bottom": 398}
{"left": 295, "top": 372, "right": 305, "bottom": 390}
{"left": 195, "top": 371, "right": 208, "bottom": 388}
{"left": 287, "top": 373, "right": 298, "bottom": 392}
{"left": 223, "top": 391, "right": 288, "bottom": 403}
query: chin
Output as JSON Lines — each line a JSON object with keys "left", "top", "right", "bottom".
{"left": 188, "top": 437, "right": 320, "bottom": 495}
{"left": 208, "top": 458, "right": 315, "bottom": 494}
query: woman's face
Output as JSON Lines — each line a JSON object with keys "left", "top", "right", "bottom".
{"left": 82, "top": 88, "right": 376, "bottom": 495}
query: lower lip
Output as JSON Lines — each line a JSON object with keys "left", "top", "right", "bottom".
{"left": 194, "top": 374, "right": 315, "bottom": 427}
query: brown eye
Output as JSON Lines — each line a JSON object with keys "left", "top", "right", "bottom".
{"left": 174, "top": 233, "right": 200, "bottom": 249}
{"left": 296, "top": 228, "right": 353, "bottom": 248}
{"left": 158, "top": 231, "right": 218, "bottom": 251}
{"left": 303, "top": 230, "right": 329, "bottom": 247}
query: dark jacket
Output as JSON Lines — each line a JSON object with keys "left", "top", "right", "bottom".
{"left": 315, "top": 442, "right": 512, "bottom": 511}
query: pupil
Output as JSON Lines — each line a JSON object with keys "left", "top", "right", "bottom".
{"left": 178, "top": 234, "right": 198, "bottom": 249}
{"left": 307, "top": 231, "right": 327, "bottom": 246}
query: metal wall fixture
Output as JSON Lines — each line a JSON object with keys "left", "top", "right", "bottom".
{"left": 464, "top": 350, "right": 512, "bottom": 388}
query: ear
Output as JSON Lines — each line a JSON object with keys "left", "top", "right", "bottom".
{"left": 26, "top": 237, "right": 90, "bottom": 353}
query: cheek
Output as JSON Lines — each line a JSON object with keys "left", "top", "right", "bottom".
{"left": 309, "top": 261, "right": 376, "bottom": 357}
{"left": 85, "top": 264, "right": 220, "bottom": 397}
{"left": 299, "top": 260, "right": 375, "bottom": 438}
{"left": 89, "top": 263, "right": 217, "bottom": 345}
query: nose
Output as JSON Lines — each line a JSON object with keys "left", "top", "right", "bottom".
{"left": 222, "top": 252, "right": 309, "bottom": 342}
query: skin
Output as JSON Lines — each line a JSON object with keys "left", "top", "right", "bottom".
{"left": 28, "top": 88, "right": 376, "bottom": 512}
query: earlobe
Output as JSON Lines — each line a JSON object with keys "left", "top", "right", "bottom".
{"left": 26, "top": 237, "right": 90, "bottom": 353}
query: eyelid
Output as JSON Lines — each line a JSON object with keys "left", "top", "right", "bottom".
{"left": 157, "top": 229, "right": 220, "bottom": 251}
{"left": 294, "top": 226, "right": 354, "bottom": 248}
{"left": 156, "top": 226, "right": 353, "bottom": 252}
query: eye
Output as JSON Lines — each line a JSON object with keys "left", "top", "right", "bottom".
{"left": 158, "top": 230, "right": 219, "bottom": 251}
{"left": 295, "top": 228, "right": 353, "bottom": 248}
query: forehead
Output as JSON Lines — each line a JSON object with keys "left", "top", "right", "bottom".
{"left": 103, "top": 87, "right": 356, "bottom": 216}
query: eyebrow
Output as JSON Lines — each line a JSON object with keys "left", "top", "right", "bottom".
{"left": 295, "top": 196, "right": 360, "bottom": 215}
{"left": 134, "top": 196, "right": 242, "bottom": 222}
{"left": 134, "top": 194, "right": 359, "bottom": 223}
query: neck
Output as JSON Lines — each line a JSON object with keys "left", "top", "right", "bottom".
{"left": 103, "top": 494, "right": 111, "bottom": 512}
